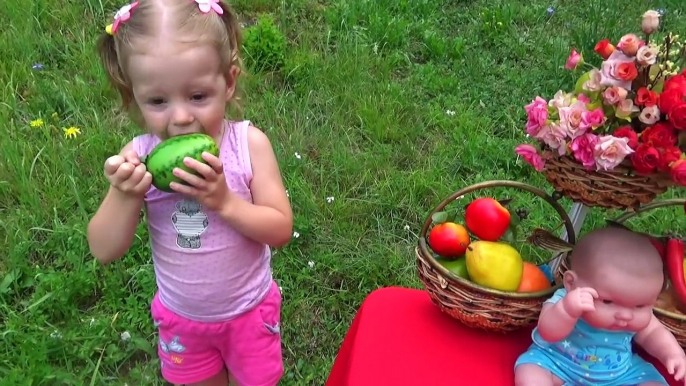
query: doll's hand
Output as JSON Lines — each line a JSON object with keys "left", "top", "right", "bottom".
{"left": 561, "top": 287, "right": 598, "bottom": 319}
{"left": 104, "top": 150, "right": 152, "bottom": 197}
{"left": 170, "top": 152, "right": 230, "bottom": 213}
{"left": 666, "top": 354, "right": 686, "bottom": 384}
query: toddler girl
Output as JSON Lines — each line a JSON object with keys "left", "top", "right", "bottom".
{"left": 86, "top": 1, "right": 293, "bottom": 385}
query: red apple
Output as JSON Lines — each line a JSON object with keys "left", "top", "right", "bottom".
{"left": 464, "top": 198, "right": 511, "bottom": 241}
{"left": 428, "top": 222, "right": 471, "bottom": 258}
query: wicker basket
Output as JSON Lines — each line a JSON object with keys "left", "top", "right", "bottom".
{"left": 542, "top": 156, "right": 674, "bottom": 211}
{"left": 608, "top": 198, "right": 686, "bottom": 349}
{"left": 416, "top": 180, "right": 578, "bottom": 333}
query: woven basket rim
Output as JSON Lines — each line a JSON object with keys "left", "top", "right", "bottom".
{"left": 544, "top": 154, "right": 675, "bottom": 187}
{"left": 654, "top": 306, "right": 686, "bottom": 320}
{"left": 415, "top": 245, "right": 564, "bottom": 299}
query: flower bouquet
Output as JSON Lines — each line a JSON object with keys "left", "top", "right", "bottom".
{"left": 516, "top": 10, "right": 686, "bottom": 210}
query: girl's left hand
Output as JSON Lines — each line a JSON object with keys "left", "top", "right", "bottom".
{"left": 170, "top": 152, "right": 230, "bottom": 212}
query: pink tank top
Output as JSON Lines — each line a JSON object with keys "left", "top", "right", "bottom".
{"left": 132, "top": 120, "right": 273, "bottom": 322}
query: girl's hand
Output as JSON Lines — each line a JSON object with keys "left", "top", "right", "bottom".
{"left": 104, "top": 150, "right": 152, "bottom": 198}
{"left": 170, "top": 152, "right": 230, "bottom": 212}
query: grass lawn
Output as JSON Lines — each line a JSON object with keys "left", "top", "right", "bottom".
{"left": 1, "top": 0, "right": 685, "bottom": 384}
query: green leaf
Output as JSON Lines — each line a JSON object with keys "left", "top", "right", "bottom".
{"left": 132, "top": 337, "right": 155, "bottom": 356}
{"left": 508, "top": 208, "right": 520, "bottom": 228}
{"left": 502, "top": 227, "right": 515, "bottom": 243}
{"left": 432, "top": 211, "right": 448, "bottom": 224}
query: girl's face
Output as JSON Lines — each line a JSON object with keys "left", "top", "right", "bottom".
{"left": 126, "top": 39, "right": 236, "bottom": 144}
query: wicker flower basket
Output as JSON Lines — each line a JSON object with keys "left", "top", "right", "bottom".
{"left": 606, "top": 198, "right": 686, "bottom": 349}
{"left": 542, "top": 155, "right": 675, "bottom": 211}
{"left": 416, "top": 180, "right": 578, "bottom": 333}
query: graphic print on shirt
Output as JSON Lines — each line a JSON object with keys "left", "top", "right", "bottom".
{"left": 171, "top": 198, "right": 209, "bottom": 249}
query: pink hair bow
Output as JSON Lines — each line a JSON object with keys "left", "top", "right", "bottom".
{"left": 106, "top": 1, "right": 140, "bottom": 35}
{"left": 194, "top": 0, "right": 224, "bottom": 15}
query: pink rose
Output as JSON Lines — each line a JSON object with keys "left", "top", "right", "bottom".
{"left": 582, "top": 69, "right": 602, "bottom": 92}
{"left": 515, "top": 144, "right": 545, "bottom": 171}
{"left": 636, "top": 45, "right": 658, "bottom": 66}
{"left": 577, "top": 94, "right": 591, "bottom": 104}
{"left": 580, "top": 108, "right": 606, "bottom": 131}
{"left": 548, "top": 90, "right": 572, "bottom": 109}
{"left": 639, "top": 105, "right": 661, "bottom": 125}
{"left": 641, "top": 10, "right": 661, "bottom": 35}
{"left": 617, "top": 33, "right": 644, "bottom": 56}
{"left": 600, "top": 50, "right": 635, "bottom": 89}
{"left": 565, "top": 48, "right": 583, "bottom": 70}
{"left": 525, "top": 96, "right": 549, "bottom": 136}
{"left": 615, "top": 99, "right": 640, "bottom": 120}
{"left": 602, "top": 86, "right": 628, "bottom": 106}
{"left": 558, "top": 100, "right": 589, "bottom": 139}
{"left": 593, "top": 135, "right": 635, "bottom": 171}
{"left": 570, "top": 133, "right": 600, "bottom": 170}
{"left": 535, "top": 123, "right": 568, "bottom": 156}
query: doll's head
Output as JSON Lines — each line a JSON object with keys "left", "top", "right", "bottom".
{"left": 563, "top": 226, "right": 664, "bottom": 332}
{"left": 96, "top": 0, "right": 243, "bottom": 141}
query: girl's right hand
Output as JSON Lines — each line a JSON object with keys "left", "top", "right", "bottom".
{"left": 104, "top": 150, "right": 152, "bottom": 197}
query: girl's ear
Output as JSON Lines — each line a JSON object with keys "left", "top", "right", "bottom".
{"left": 224, "top": 65, "right": 240, "bottom": 101}
{"left": 563, "top": 270, "right": 577, "bottom": 292}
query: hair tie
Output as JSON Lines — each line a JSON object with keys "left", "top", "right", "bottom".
{"left": 106, "top": 1, "right": 140, "bottom": 35}
{"left": 194, "top": 0, "right": 224, "bottom": 15}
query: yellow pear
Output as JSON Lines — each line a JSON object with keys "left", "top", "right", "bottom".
{"left": 465, "top": 240, "right": 523, "bottom": 291}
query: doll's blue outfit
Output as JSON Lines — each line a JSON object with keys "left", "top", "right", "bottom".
{"left": 515, "top": 288, "right": 667, "bottom": 385}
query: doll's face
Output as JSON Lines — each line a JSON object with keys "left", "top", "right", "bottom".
{"left": 569, "top": 267, "right": 663, "bottom": 332}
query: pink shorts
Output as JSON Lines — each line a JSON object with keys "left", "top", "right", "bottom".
{"left": 150, "top": 281, "right": 283, "bottom": 385}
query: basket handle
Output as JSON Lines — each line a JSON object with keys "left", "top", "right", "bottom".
{"left": 419, "top": 179, "right": 577, "bottom": 248}
{"left": 610, "top": 198, "right": 686, "bottom": 226}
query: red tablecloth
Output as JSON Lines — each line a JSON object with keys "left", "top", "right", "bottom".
{"left": 326, "top": 287, "right": 680, "bottom": 386}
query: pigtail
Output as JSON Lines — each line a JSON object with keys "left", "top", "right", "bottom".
{"left": 96, "top": 31, "right": 134, "bottom": 111}
{"left": 217, "top": 1, "right": 243, "bottom": 71}
{"left": 217, "top": 1, "right": 246, "bottom": 114}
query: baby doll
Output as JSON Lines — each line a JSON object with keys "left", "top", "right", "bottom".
{"left": 514, "top": 226, "right": 686, "bottom": 386}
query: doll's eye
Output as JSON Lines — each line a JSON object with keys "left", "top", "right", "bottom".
{"left": 602, "top": 299, "right": 613, "bottom": 304}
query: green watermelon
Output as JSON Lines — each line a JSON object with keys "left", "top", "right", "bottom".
{"left": 141, "top": 133, "right": 220, "bottom": 192}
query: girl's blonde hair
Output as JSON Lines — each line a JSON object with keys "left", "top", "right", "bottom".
{"left": 97, "top": 0, "right": 244, "bottom": 124}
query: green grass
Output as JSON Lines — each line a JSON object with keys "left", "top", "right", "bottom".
{"left": 1, "top": 0, "right": 685, "bottom": 384}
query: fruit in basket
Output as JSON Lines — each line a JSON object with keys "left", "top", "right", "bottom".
{"left": 437, "top": 257, "right": 470, "bottom": 280}
{"left": 516, "top": 262, "right": 552, "bottom": 292}
{"left": 464, "top": 240, "right": 523, "bottom": 291}
{"left": 464, "top": 197, "right": 511, "bottom": 241}
{"left": 428, "top": 222, "right": 471, "bottom": 258}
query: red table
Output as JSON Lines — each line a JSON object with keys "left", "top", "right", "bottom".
{"left": 326, "top": 286, "right": 680, "bottom": 386}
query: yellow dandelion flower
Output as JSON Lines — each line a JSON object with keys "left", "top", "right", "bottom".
{"left": 63, "top": 126, "right": 82, "bottom": 139}
{"left": 30, "top": 118, "right": 44, "bottom": 128}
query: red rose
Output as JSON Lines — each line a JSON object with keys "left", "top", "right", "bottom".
{"left": 664, "top": 74, "right": 686, "bottom": 94}
{"left": 616, "top": 62, "right": 638, "bottom": 81}
{"left": 632, "top": 144, "right": 661, "bottom": 175}
{"left": 636, "top": 87, "right": 658, "bottom": 107}
{"left": 641, "top": 122, "right": 677, "bottom": 147}
{"left": 594, "top": 39, "right": 615, "bottom": 60}
{"left": 658, "top": 88, "right": 685, "bottom": 115}
{"left": 671, "top": 159, "right": 686, "bottom": 186}
{"left": 669, "top": 102, "right": 686, "bottom": 130}
{"left": 613, "top": 126, "right": 639, "bottom": 149}
{"left": 659, "top": 146, "right": 684, "bottom": 171}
